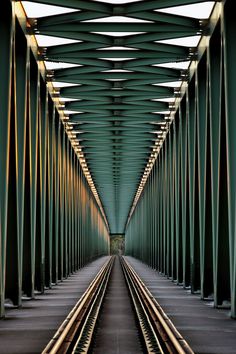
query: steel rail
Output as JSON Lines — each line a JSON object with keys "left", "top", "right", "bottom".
{"left": 42, "top": 256, "right": 114, "bottom": 354}
{"left": 121, "top": 257, "right": 195, "bottom": 354}
{"left": 43, "top": 255, "right": 194, "bottom": 354}
{"left": 120, "top": 257, "right": 164, "bottom": 354}
{"left": 71, "top": 256, "right": 114, "bottom": 353}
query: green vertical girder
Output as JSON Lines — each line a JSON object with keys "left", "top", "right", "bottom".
{"left": 12, "top": 21, "right": 28, "bottom": 305}
{"left": 1, "top": 0, "right": 236, "bottom": 322}
{"left": 30, "top": 52, "right": 40, "bottom": 297}
{"left": 223, "top": 0, "right": 236, "bottom": 318}
{"left": 126, "top": 0, "right": 236, "bottom": 319}
{"left": 208, "top": 23, "right": 224, "bottom": 308}
{"left": 37, "top": 76, "right": 48, "bottom": 292}
{"left": 0, "top": 1, "right": 110, "bottom": 317}
{"left": 0, "top": 0, "right": 13, "bottom": 317}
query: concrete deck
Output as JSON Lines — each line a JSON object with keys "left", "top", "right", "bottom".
{"left": 125, "top": 256, "right": 236, "bottom": 354}
{"left": 0, "top": 256, "right": 109, "bottom": 354}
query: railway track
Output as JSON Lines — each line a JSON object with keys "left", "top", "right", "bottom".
{"left": 42, "top": 256, "right": 194, "bottom": 354}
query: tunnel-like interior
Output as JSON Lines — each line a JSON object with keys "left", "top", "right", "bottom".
{"left": 1, "top": 0, "right": 236, "bottom": 326}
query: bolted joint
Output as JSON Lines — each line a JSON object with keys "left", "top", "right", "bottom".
{"left": 180, "top": 69, "right": 189, "bottom": 81}
{"left": 26, "top": 26, "right": 36, "bottom": 35}
{"left": 189, "top": 48, "right": 198, "bottom": 60}
{"left": 174, "top": 89, "right": 181, "bottom": 98}
{"left": 38, "top": 46, "right": 47, "bottom": 55}
{"left": 46, "top": 77, "right": 53, "bottom": 83}
{"left": 51, "top": 91, "right": 60, "bottom": 98}
{"left": 27, "top": 18, "right": 38, "bottom": 33}
{"left": 199, "top": 19, "right": 209, "bottom": 31}
{"left": 113, "top": 6, "right": 126, "bottom": 15}
{"left": 46, "top": 70, "right": 54, "bottom": 80}
{"left": 37, "top": 54, "right": 46, "bottom": 61}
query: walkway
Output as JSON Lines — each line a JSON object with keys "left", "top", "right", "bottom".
{"left": 0, "top": 256, "right": 109, "bottom": 354}
{"left": 126, "top": 256, "right": 236, "bottom": 354}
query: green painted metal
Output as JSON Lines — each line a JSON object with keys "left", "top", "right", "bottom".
{"left": 1, "top": 0, "right": 236, "bottom": 321}
{"left": 208, "top": 23, "right": 226, "bottom": 308}
{"left": 9, "top": 20, "right": 28, "bottom": 305}
{"left": 126, "top": 0, "right": 236, "bottom": 319}
{"left": 0, "top": 2, "right": 110, "bottom": 317}
{"left": 26, "top": 0, "right": 204, "bottom": 233}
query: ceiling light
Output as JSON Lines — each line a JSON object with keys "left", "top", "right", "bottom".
{"left": 153, "top": 61, "right": 190, "bottom": 70}
{"left": 153, "top": 81, "right": 182, "bottom": 88}
{"left": 106, "top": 79, "right": 127, "bottom": 81}
{"left": 21, "top": 1, "right": 77, "bottom": 18}
{"left": 100, "top": 58, "right": 135, "bottom": 61}
{"left": 156, "top": 35, "right": 201, "bottom": 47}
{"left": 51, "top": 82, "right": 81, "bottom": 88}
{"left": 84, "top": 16, "right": 151, "bottom": 23}
{"left": 93, "top": 32, "right": 145, "bottom": 37}
{"left": 35, "top": 35, "right": 79, "bottom": 47}
{"left": 67, "top": 133, "right": 76, "bottom": 139}
{"left": 152, "top": 97, "right": 175, "bottom": 103}
{"left": 64, "top": 110, "right": 81, "bottom": 114}
{"left": 71, "top": 130, "right": 82, "bottom": 134}
{"left": 60, "top": 97, "right": 80, "bottom": 102}
{"left": 45, "top": 62, "right": 82, "bottom": 70}
{"left": 153, "top": 111, "right": 171, "bottom": 115}
{"left": 91, "top": 0, "right": 144, "bottom": 3}
{"left": 102, "top": 69, "right": 133, "bottom": 73}
{"left": 156, "top": 2, "right": 215, "bottom": 19}
{"left": 98, "top": 46, "right": 137, "bottom": 50}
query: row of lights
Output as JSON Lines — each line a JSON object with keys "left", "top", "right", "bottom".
{"left": 68, "top": 127, "right": 109, "bottom": 230}
{"left": 126, "top": 77, "right": 190, "bottom": 226}
{"left": 47, "top": 80, "right": 184, "bottom": 233}
{"left": 58, "top": 91, "right": 176, "bottom": 231}
{"left": 17, "top": 3, "right": 107, "bottom": 222}
{"left": 127, "top": 108, "right": 176, "bottom": 225}
{"left": 48, "top": 78, "right": 184, "bottom": 232}
{"left": 47, "top": 84, "right": 110, "bottom": 231}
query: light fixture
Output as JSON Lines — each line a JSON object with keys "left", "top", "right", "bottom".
{"left": 21, "top": 1, "right": 77, "bottom": 18}
{"left": 155, "top": 2, "right": 215, "bottom": 19}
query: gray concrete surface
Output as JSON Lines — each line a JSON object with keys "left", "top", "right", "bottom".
{"left": 0, "top": 256, "right": 109, "bottom": 354}
{"left": 125, "top": 256, "right": 236, "bottom": 354}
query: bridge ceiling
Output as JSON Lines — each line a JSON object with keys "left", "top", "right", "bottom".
{"left": 22, "top": 0, "right": 215, "bottom": 233}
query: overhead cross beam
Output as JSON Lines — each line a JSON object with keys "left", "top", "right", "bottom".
{"left": 26, "top": 0, "right": 207, "bottom": 233}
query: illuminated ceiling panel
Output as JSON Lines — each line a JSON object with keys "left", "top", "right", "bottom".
{"left": 35, "top": 35, "right": 80, "bottom": 47}
{"left": 44, "top": 61, "right": 82, "bottom": 70}
{"left": 157, "top": 35, "right": 201, "bottom": 47}
{"left": 22, "top": 1, "right": 77, "bottom": 17}
{"left": 156, "top": 2, "right": 215, "bottom": 19}
{"left": 83, "top": 16, "right": 152, "bottom": 23}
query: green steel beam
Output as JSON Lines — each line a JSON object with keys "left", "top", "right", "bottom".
{"left": 0, "top": 0, "right": 13, "bottom": 317}
{"left": 37, "top": 22, "right": 199, "bottom": 33}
